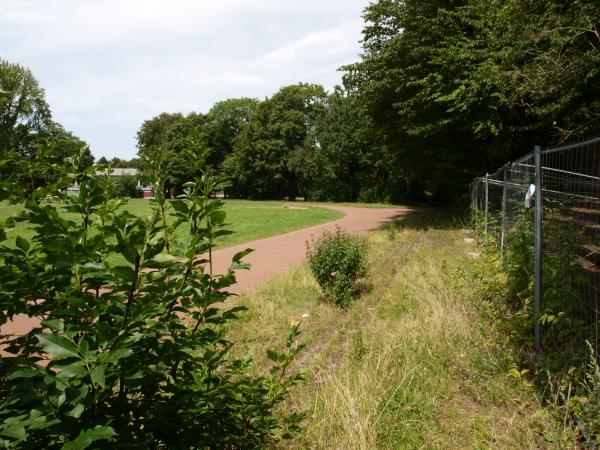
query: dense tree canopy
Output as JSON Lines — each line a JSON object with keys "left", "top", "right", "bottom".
{"left": 344, "top": 0, "right": 600, "bottom": 200}
{"left": 0, "top": 59, "right": 51, "bottom": 157}
{"left": 223, "top": 84, "right": 326, "bottom": 199}
{"left": 137, "top": 112, "right": 206, "bottom": 195}
{"left": 205, "top": 97, "right": 259, "bottom": 169}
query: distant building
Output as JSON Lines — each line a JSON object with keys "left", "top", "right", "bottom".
{"left": 67, "top": 168, "right": 154, "bottom": 197}
{"left": 100, "top": 168, "right": 138, "bottom": 177}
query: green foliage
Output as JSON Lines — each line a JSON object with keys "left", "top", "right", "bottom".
{"left": 306, "top": 227, "right": 368, "bottom": 306}
{"left": 109, "top": 174, "right": 141, "bottom": 198}
{"left": 137, "top": 112, "right": 207, "bottom": 196}
{"left": 0, "top": 149, "right": 305, "bottom": 448}
{"left": 344, "top": 0, "right": 600, "bottom": 202}
{"left": 0, "top": 58, "right": 51, "bottom": 156}
{"left": 568, "top": 343, "right": 600, "bottom": 443}
{"left": 473, "top": 202, "right": 600, "bottom": 443}
{"left": 224, "top": 83, "right": 327, "bottom": 200}
{"left": 205, "top": 97, "right": 259, "bottom": 170}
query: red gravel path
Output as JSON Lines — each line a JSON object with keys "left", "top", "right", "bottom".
{"left": 0, "top": 205, "right": 411, "bottom": 351}
{"left": 215, "top": 205, "right": 411, "bottom": 294}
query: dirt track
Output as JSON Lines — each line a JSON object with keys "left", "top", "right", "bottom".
{"left": 0, "top": 205, "right": 412, "bottom": 347}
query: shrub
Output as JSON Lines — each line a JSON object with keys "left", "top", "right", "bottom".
{"left": 0, "top": 149, "right": 305, "bottom": 449}
{"left": 306, "top": 227, "right": 368, "bottom": 306}
{"left": 110, "top": 174, "right": 142, "bottom": 198}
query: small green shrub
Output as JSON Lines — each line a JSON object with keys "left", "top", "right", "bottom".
{"left": 306, "top": 227, "right": 368, "bottom": 306}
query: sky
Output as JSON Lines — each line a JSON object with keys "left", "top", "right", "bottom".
{"left": 1, "top": 0, "right": 370, "bottom": 160}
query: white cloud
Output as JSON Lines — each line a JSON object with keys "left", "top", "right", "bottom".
{"left": 265, "top": 20, "right": 362, "bottom": 62}
{"left": 1, "top": 0, "right": 369, "bottom": 159}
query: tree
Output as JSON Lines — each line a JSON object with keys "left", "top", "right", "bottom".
{"left": 224, "top": 84, "right": 327, "bottom": 199}
{"left": 137, "top": 112, "right": 207, "bottom": 196}
{"left": 0, "top": 60, "right": 93, "bottom": 191}
{"left": 344, "top": 0, "right": 600, "bottom": 202}
{"left": 0, "top": 59, "right": 51, "bottom": 157}
{"left": 308, "top": 87, "right": 403, "bottom": 202}
{"left": 344, "top": 0, "right": 482, "bottom": 202}
{"left": 95, "top": 157, "right": 141, "bottom": 169}
{"left": 205, "top": 98, "right": 259, "bottom": 170}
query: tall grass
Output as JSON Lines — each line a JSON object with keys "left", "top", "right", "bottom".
{"left": 226, "top": 215, "right": 560, "bottom": 448}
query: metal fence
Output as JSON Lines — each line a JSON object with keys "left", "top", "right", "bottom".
{"left": 471, "top": 135, "right": 600, "bottom": 362}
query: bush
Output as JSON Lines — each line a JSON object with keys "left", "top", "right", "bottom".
{"left": 0, "top": 150, "right": 305, "bottom": 448}
{"left": 306, "top": 227, "right": 368, "bottom": 306}
{"left": 110, "top": 174, "right": 142, "bottom": 198}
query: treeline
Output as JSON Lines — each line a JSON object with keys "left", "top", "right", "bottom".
{"left": 140, "top": 0, "right": 599, "bottom": 203}
{"left": 136, "top": 86, "right": 392, "bottom": 202}
{"left": 344, "top": 0, "right": 599, "bottom": 201}
{"left": 3, "top": 0, "right": 598, "bottom": 203}
{"left": 0, "top": 59, "right": 94, "bottom": 192}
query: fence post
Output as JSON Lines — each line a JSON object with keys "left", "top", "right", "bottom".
{"left": 500, "top": 168, "right": 508, "bottom": 256}
{"left": 484, "top": 173, "right": 489, "bottom": 241}
{"left": 534, "top": 145, "right": 543, "bottom": 355}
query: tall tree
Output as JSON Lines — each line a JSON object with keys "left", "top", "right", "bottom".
{"left": 0, "top": 60, "right": 93, "bottom": 191}
{"left": 397, "top": 0, "right": 600, "bottom": 158}
{"left": 224, "top": 84, "right": 326, "bottom": 199}
{"left": 344, "top": 0, "right": 600, "bottom": 202}
{"left": 137, "top": 112, "right": 206, "bottom": 195}
{"left": 205, "top": 98, "right": 259, "bottom": 170}
{"left": 0, "top": 59, "right": 51, "bottom": 157}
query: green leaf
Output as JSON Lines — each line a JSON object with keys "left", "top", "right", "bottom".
{"left": 42, "top": 319, "right": 65, "bottom": 332}
{"left": 100, "top": 347, "right": 133, "bottom": 364}
{"left": 145, "top": 253, "right": 177, "bottom": 268}
{"left": 7, "top": 368, "right": 39, "bottom": 380}
{"left": 35, "top": 334, "right": 79, "bottom": 359}
{"left": 15, "top": 235, "right": 30, "bottom": 253}
{"left": 80, "top": 262, "right": 105, "bottom": 270}
{"left": 232, "top": 248, "right": 253, "bottom": 263}
{"left": 230, "top": 262, "right": 250, "bottom": 271}
{"left": 266, "top": 349, "right": 280, "bottom": 362}
{"left": 111, "top": 266, "right": 137, "bottom": 283}
{"left": 213, "top": 229, "right": 233, "bottom": 238}
{"left": 57, "top": 360, "right": 87, "bottom": 378}
{"left": 61, "top": 425, "right": 116, "bottom": 450}
{"left": 2, "top": 424, "right": 26, "bottom": 441}
{"left": 65, "top": 403, "right": 85, "bottom": 419}
{"left": 170, "top": 200, "right": 189, "bottom": 215}
{"left": 91, "top": 366, "right": 106, "bottom": 388}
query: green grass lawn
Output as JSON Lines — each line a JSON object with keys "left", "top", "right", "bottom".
{"left": 0, "top": 199, "right": 344, "bottom": 249}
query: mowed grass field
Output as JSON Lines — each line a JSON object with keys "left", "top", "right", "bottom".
{"left": 0, "top": 199, "right": 344, "bottom": 249}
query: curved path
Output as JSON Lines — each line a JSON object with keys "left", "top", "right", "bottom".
{"left": 0, "top": 205, "right": 412, "bottom": 349}
{"left": 213, "top": 205, "right": 411, "bottom": 294}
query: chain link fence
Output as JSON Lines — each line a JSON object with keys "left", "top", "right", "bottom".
{"left": 471, "top": 135, "right": 600, "bottom": 363}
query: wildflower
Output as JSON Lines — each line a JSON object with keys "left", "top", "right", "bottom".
{"left": 330, "top": 271, "right": 337, "bottom": 278}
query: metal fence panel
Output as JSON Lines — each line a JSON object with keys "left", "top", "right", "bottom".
{"left": 471, "top": 135, "right": 600, "bottom": 361}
